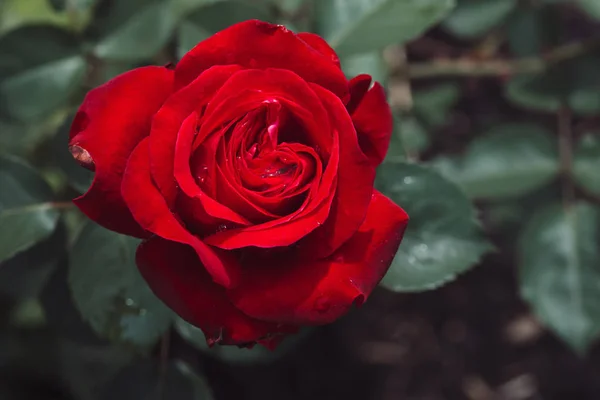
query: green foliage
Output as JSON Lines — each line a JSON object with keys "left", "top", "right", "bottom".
{"left": 432, "top": 123, "right": 560, "bottom": 200}
{"left": 178, "top": 1, "right": 272, "bottom": 58}
{"left": 412, "top": 83, "right": 460, "bottom": 128}
{"left": 519, "top": 202, "right": 600, "bottom": 353}
{"left": 89, "top": 0, "right": 177, "bottom": 61}
{"left": 69, "top": 223, "right": 173, "bottom": 347}
{"left": 0, "top": 155, "right": 61, "bottom": 263}
{"left": 377, "top": 162, "right": 491, "bottom": 291}
{"left": 0, "top": 25, "right": 85, "bottom": 122}
{"left": 315, "top": 0, "right": 455, "bottom": 56}
{"left": 443, "top": 0, "right": 517, "bottom": 39}
{"left": 574, "top": 133, "right": 600, "bottom": 197}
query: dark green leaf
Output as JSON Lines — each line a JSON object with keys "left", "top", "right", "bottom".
{"left": 315, "top": 0, "right": 456, "bottom": 56}
{"left": 178, "top": 1, "right": 272, "bottom": 58}
{"left": 0, "top": 222, "right": 66, "bottom": 300}
{"left": 519, "top": 202, "right": 600, "bottom": 354}
{"left": 377, "top": 162, "right": 491, "bottom": 291}
{"left": 506, "top": 54, "right": 600, "bottom": 115}
{"left": 175, "top": 317, "right": 312, "bottom": 364}
{"left": 90, "top": 0, "right": 177, "bottom": 61}
{"left": 431, "top": 123, "right": 559, "bottom": 199}
{"left": 100, "top": 360, "right": 214, "bottom": 400}
{"left": 578, "top": 0, "right": 600, "bottom": 20}
{"left": 412, "top": 82, "right": 460, "bottom": 128}
{"left": 574, "top": 133, "right": 600, "bottom": 196}
{"left": 0, "top": 154, "right": 61, "bottom": 263}
{"left": 0, "top": 25, "right": 85, "bottom": 121}
{"left": 443, "top": 0, "right": 516, "bottom": 39}
{"left": 397, "top": 115, "right": 430, "bottom": 155}
{"left": 340, "top": 51, "right": 387, "bottom": 85}
{"left": 69, "top": 223, "right": 173, "bottom": 347}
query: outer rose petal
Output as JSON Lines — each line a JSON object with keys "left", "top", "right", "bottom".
{"left": 297, "top": 84, "right": 376, "bottom": 258}
{"left": 174, "top": 20, "right": 349, "bottom": 102}
{"left": 150, "top": 64, "right": 243, "bottom": 208}
{"left": 297, "top": 32, "right": 341, "bottom": 69}
{"left": 69, "top": 66, "right": 174, "bottom": 237}
{"left": 346, "top": 74, "right": 372, "bottom": 114}
{"left": 349, "top": 79, "right": 393, "bottom": 166}
{"left": 137, "top": 237, "right": 296, "bottom": 346}
{"left": 227, "top": 191, "right": 409, "bottom": 325}
{"left": 121, "top": 138, "right": 240, "bottom": 288}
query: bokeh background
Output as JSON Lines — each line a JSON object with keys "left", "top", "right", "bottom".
{"left": 1, "top": 0, "right": 600, "bottom": 399}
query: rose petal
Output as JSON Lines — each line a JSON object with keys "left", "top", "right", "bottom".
{"left": 69, "top": 66, "right": 174, "bottom": 237}
{"left": 150, "top": 65, "right": 243, "bottom": 207}
{"left": 137, "top": 237, "right": 295, "bottom": 345}
{"left": 346, "top": 74, "right": 372, "bottom": 114}
{"left": 203, "top": 129, "right": 338, "bottom": 249}
{"left": 174, "top": 20, "right": 348, "bottom": 101}
{"left": 174, "top": 113, "right": 251, "bottom": 227}
{"left": 227, "top": 190, "right": 409, "bottom": 325}
{"left": 297, "top": 32, "right": 341, "bottom": 69}
{"left": 351, "top": 81, "right": 393, "bottom": 166}
{"left": 196, "top": 68, "right": 332, "bottom": 157}
{"left": 297, "top": 84, "right": 376, "bottom": 258}
{"left": 121, "top": 138, "right": 240, "bottom": 288}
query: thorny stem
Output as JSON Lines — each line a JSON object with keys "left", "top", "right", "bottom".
{"left": 406, "top": 37, "right": 600, "bottom": 79}
{"left": 558, "top": 105, "right": 574, "bottom": 210}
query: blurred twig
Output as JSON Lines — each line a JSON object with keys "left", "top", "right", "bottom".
{"left": 407, "top": 37, "right": 600, "bottom": 79}
{"left": 558, "top": 105, "right": 574, "bottom": 209}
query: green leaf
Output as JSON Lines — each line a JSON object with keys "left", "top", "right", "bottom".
{"left": 175, "top": 317, "right": 312, "bottom": 364}
{"left": 506, "top": 54, "right": 600, "bottom": 115}
{"left": 519, "top": 202, "right": 600, "bottom": 354}
{"left": 0, "top": 26, "right": 85, "bottom": 122}
{"left": 0, "top": 154, "right": 61, "bottom": 263}
{"left": 90, "top": 0, "right": 177, "bottom": 61}
{"left": 100, "top": 360, "right": 214, "bottom": 400}
{"left": 412, "top": 82, "right": 460, "bottom": 127}
{"left": 577, "top": 0, "right": 600, "bottom": 20}
{"left": 376, "top": 162, "right": 491, "bottom": 291}
{"left": 431, "top": 123, "right": 559, "bottom": 199}
{"left": 574, "top": 133, "right": 600, "bottom": 196}
{"left": 315, "top": 0, "right": 456, "bottom": 56}
{"left": 0, "top": 223, "right": 65, "bottom": 300}
{"left": 0, "top": 0, "right": 73, "bottom": 34}
{"left": 397, "top": 115, "right": 430, "bottom": 155}
{"left": 178, "top": 1, "right": 272, "bottom": 58}
{"left": 69, "top": 223, "right": 173, "bottom": 347}
{"left": 443, "top": 0, "right": 517, "bottom": 39}
{"left": 340, "top": 51, "right": 387, "bottom": 85}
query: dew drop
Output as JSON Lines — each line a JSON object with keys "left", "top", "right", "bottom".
{"left": 125, "top": 298, "right": 135, "bottom": 307}
{"left": 196, "top": 165, "right": 209, "bottom": 184}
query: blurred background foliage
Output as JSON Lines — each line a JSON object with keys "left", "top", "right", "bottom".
{"left": 1, "top": 0, "right": 600, "bottom": 399}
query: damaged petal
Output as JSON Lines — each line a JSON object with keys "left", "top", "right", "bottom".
{"left": 69, "top": 145, "right": 95, "bottom": 171}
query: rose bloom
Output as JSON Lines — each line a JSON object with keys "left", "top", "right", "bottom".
{"left": 69, "top": 20, "right": 409, "bottom": 348}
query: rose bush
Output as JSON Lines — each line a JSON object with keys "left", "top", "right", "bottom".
{"left": 68, "top": 20, "right": 409, "bottom": 348}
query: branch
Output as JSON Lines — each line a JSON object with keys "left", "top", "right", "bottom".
{"left": 407, "top": 37, "right": 600, "bottom": 79}
{"left": 558, "top": 105, "right": 574, "bottom": 209}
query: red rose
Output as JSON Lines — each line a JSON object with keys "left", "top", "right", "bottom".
{"left": 69, "top": 20, "right": 409, "bottom": 348}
